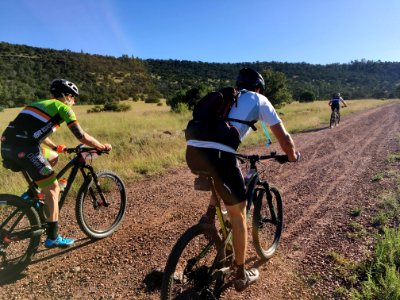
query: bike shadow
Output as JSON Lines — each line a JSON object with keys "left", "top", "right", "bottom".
{"left": 0, "top": 238, "right": 99, "bottom": 286}
{"left": 299, "top": 126, "right": 331, "bottom": 133}
{"left": 32, "top": 237, "right": 97, "bottom": 265}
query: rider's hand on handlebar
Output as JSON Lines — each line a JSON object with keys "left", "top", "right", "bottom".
{"left": 53, "top": 144, "right": 66, "bottom": 153}
{"left": 100, "top": 144, "right": 112, "bottom": 152}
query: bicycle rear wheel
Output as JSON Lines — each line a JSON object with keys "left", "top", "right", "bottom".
{"left": 76, "top": 171, "right": 127, "bottom": 239}
{"left": 161, "top": 224, "right": 226, "bottom": 300}
{"left": 0, "top": 194, "right": 42, "bottom": 282}
{"left": 252, "top": 186, "right": 283, "bottom": 260}
{"left": 330, "top": 113, "right": 335, "bottom": 128}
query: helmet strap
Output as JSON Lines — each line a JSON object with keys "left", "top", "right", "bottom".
{"left": 61, "top": 93, "right": 74, "bottom": 106}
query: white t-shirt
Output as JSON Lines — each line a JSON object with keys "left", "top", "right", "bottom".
{"left": 187, "top": 90, "right": 281, "bottom": 153}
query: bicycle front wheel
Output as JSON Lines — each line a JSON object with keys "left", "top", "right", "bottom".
{"left": 161, "top": 224, "right": 225, "bottom": 300}
{"left": 252, "top": 186, "right": 283, "bottom": 260}
{"left": 76, "top": 171, "right": 127, "bottom": 239}
{"left": 0, "top": 194, "right": 42, "bottom": 282}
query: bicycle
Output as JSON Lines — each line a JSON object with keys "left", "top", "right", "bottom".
{"left": 329, "top": 105, "right": 346, "bottom": 128}
{"left": 0, "top": 144, "right": 127, "bottom": 282}
{"left": 160, "top": 151, "right": 286, "bottom": 299}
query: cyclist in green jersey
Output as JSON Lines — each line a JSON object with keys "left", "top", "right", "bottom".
{"left": 1, "top": 79, "right": 112, "bottom": 248}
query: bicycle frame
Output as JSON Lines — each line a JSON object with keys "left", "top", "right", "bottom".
{"left": 22, "top": 148, "right": 108, "bottom": 214}
{"left": 330, "top": 108, "right": 339, "bottom": 124}
{"left": 55, "top": 153, "right": 96, "bottom": 210}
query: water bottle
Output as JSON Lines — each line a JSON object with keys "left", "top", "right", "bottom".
{"left": 59, "top": 178, "right": 67, "bottom": 191}
{"left": 21, "top": 190, "right": 41, "bottom": 208}
{"left": 21, "top": 192, "right": 30, "bottom": 200}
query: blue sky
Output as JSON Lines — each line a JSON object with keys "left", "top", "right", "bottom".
{"left": 0, "top": 0, "right": 399, "bottom": 64}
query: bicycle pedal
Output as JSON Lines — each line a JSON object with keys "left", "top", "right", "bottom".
{"left": 212, "top": 267, "right": 230, "bottom": 280}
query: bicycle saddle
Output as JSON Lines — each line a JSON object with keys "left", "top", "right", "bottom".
{"left": 190, "top": 170, "right": 212, "bottom": 191}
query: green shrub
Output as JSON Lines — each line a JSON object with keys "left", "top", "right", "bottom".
{"left": 145, "top": 95, "right": 161, "bottom": 104}
{"left": 352, "top": 228, "right": 400, "bottom": 300}
{"left": 299, "top": 91, "right": 316, "bottom": 102}
{"left": 103, "top": 101, "right": 131, "bottom": 112}
{"left": 87, "top": 105, "right": 103, "bottom": 113}
{"left": 87, "top": 102, "right": 131, "bottom": 113}
{"left": 172, "top": 102, "right": 189, "bottom": 113}
{"left": 350, "top": 207, "right": 362, "bottom": 217}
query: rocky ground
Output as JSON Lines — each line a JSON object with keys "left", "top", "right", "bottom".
{"left": 1, "top": 102, "right": 399, "bottom": 299}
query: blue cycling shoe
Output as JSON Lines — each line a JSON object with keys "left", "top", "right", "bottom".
{"left": 44, "top": 235, "right": 75, "bottom": 248}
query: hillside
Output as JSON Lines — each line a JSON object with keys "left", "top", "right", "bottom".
{"left": 1, "top": 42, "right": 399, "bottom": 107}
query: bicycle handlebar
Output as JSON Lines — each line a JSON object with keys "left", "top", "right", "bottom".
{"left": 63, "top": 144, "right": 110, "bottom": 155}
{"left": 236, "top": 151, "right": 289, "bottom": 164}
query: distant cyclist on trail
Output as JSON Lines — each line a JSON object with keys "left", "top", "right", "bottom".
{"left": 185, "top": 67, "right": 300, "bottom": 292}
{"left": 1, "top": 79, "right": 112, "bottom": 248}
{"left": 328, "top": 92, "right": 347, "bottom": 123}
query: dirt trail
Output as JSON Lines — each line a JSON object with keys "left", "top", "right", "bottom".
{"left": 1, "top": 102, "right": 400, "bottom": 300}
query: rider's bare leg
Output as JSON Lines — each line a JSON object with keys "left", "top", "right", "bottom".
{"left": 41, "top": 182, "right": 60, "bottom": 222}
{"left": 225, "top": 201, "right": 247, "bottom": 276}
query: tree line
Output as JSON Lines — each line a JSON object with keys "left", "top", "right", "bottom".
{"left": 0, "top": 42, "right": 399, "bottom": 110}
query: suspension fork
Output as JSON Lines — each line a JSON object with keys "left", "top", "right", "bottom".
{"left": 256, "top": 181, "right": 278, "bottom": 224}
{"left": 264, "top": 182, "right": 278, "bottom": 224}
{"left": 80, "top": 166, "right": 109, "bottom": 207}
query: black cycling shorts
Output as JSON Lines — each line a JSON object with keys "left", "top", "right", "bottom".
{"left": 1, "top": 144, "right": 56, "bottom": 188}
{"left": 186, "top": 146, "right": 246, "bottom": 206}
{"left": 331, "top": 102, "right": 340, "bottom": 111}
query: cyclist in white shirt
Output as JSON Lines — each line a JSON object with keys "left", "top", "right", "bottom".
{"left": 186, "top": 67, "right": 300, "bottom": 292}
{"left": 329, "top": 93, "right": 347, "bottom": 123}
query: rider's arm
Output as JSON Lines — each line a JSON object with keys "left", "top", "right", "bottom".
{"left": 340, "top": 98, "right": 347, "bottom": 107}
{"left": 42, "top": 137, "right": 57, "bottom": 150}
{"left": 270, "top": 122, "right": 297, "bottom": 162}
{"left": 69, "top": 123, "right": 112, "bottom": 151}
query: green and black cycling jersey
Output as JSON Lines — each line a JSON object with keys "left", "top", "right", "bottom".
{"left": 1, "top": 99, "right": 78, "bottom": 146}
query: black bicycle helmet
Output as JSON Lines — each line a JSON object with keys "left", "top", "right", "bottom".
{"left": 236, "top": 67, "right": 265, "bottom": 91}
{"left": 50, "top": 79, "right": 79, "bottom": 97}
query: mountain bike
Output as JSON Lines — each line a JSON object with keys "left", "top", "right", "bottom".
{"left": 330, "top": 108, "right": 339, "bottom": 128}
{"left": 330, "top": 106, "right": 345, "bottom": 128}
{"left": 0, "top": 144, "right": 127, "bottom": 282}
{"left": 161, "top": 152, "right": 286, "bottom": 299}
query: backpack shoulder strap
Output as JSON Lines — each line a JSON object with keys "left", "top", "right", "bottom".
{"left": 226, "top": 118, "right": 257, "bottom": 131}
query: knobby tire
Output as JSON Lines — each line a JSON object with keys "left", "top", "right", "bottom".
{"left": 0, "top": 194, "right": 42, "bottom": 282}
{"left": 252, "top": 186, "right": 283, "bottom": 260}
{"left": 161, "top": 223, "right": 225, "bottom": 300}
{"left": 330, "top": 110, "right": 339, "bottom": 128}
{"left": 76, "top": 171, "right": 127, "bottom": 239}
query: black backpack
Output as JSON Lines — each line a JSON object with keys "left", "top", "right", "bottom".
{"left": 185, "top": 87, "right": 257, "bottom": 150}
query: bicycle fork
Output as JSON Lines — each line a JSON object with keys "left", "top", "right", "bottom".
{"left": 254, "top": 183, "right": 278, "bottom": 227}
{"left": 81, "top": 167, "right": 110, "bottom": 209}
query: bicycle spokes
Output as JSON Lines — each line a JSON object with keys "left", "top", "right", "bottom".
{"left": 0, "top": 197, "right": 42, "bottom": 280}
{"left": 76, "top": 172, "right": 126, "bottom": 239}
